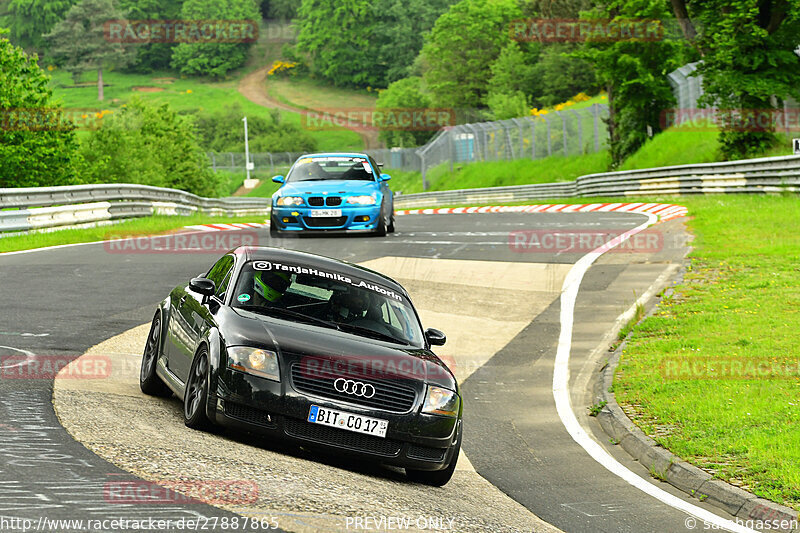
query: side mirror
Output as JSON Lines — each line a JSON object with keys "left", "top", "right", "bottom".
{"left": 380, "top": 173, "right": 391, "bottom": 182}
{"left": 189, "top": 277, "right": 215, "bottom": 297}
{"left": 425, "top": 328, "right": 446, "bottom": 346}
{"left": 272, "top": 175, "right": 285, "bottom": 184}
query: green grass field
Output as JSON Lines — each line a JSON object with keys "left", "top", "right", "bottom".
{"left": 49, "top": 69, "right": 362, "bottom": 152}
{"left": 0, "top": 214, "right": 267, "bottom": 254}
{"left": 265, "top": 76, "right": 378, "bottom": 112}
{"left": 614, "top": 194, "right": 800, "bottom": 510}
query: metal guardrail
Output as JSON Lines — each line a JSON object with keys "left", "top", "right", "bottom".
{"left": 3, "top": 154, "right": 798, "bottom": 233}
{"left": 0, "top": 184, "right": 270, "bottom": 234}
{"left": 393, "top": 154, "right": 800, "bottom": 208}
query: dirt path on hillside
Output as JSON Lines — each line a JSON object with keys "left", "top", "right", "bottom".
{"left": 238, "top": 67, "right": 382, "bottom": 150}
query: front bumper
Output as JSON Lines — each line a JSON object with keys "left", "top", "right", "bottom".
{"left": 209, "top": 369, "right": 460, "bottom": 471}
{"left": 271, "top": 205, "right": 382, "bottom": 232}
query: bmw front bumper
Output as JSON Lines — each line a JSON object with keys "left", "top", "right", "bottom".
{"left": 271, "top": 205, "right": 382, "bottom": 232}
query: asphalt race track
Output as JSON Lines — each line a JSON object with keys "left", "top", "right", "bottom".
{"left": 0, "top": 212, "right": 748, "bottom": 532}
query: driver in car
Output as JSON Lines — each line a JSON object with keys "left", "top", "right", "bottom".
{"left": 251, "top": 271, "right": 291, "bottom": 305}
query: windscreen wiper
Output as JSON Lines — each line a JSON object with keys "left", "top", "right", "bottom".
{"left": 237, "top": 305, "right": 340, "bottom": 331}
{"left": 336, "top": 323, "right": 409, "bottom": 345}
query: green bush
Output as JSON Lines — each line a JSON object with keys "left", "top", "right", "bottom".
{"left": 0, "top": 30, "right": 80, "bottom": 188}
{"left": 194, "top": 102, "right": 317, "bottom": 153}
{"left": 375, "top": 77, "right": 436, "bottom": 147}
{"left": 79, "top": 98, "right": 220, "bottom": 196}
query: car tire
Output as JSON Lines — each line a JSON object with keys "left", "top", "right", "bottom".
{"left": 269, "top": 218, "right": 279, "bottom": 238}
{"left": 374, "top": 208, "right": 387, "bottom": 237}
{"left": 184, "top": 348, "right": 214, "bottom": 431}
{"left": 387, "top": 214, "right": 395, "bottom": 233}
{"left": 406, "top": 427, "right": 461, "bottom": 486}
{"left": 139, "top": 314, "right": 172, "bottom": 397}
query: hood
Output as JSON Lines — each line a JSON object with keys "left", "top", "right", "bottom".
{"left": 218, "top": 307, "right": 456, "bottom": 390}
{"left": 276, "top": 180, "right": 380, "bottom": 198}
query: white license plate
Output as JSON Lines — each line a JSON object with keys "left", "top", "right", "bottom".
{"left": 309, "top": 209, "right": 342, "bottom": 218}
{"left": 307, "top": 405, "right": 388, "bottom": 438}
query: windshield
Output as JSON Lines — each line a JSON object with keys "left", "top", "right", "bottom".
{"left": 286, "top": 156, "right": 376, "bottom": 182}
{"left": 231, "top": 260, "right": 423, "bottom": 347}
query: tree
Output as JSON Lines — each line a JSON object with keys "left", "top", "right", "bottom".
{"left": 374, "top": 76, "right": 437, "bottom": 147}
{"left": 170, "top": 0, "right": 260, "bottom": 78}
{"left": 419, "top": 0, "right": 523, "bottom": 108}
{"left": 531, "top": 44, "right": 598, "bottom": 107}
{"left": 293, "top": 0, "right": 454, "bottom": 88}
{"left": 370, "top": 0, "right": 456, "bottom": 86}
{"left": 577, "top": 1, "right": 692, "bottom": 167}
{"left": 1, "top": 0, "right": 77, "bottom": 51}
{"left": 294, "top": 0, "right": 378, "bottom": 87}
{"left": 260, "top": 0, "right": 301, "bottom": 20}
{"left": 117, "top": 0, "right": 184, "bottom": 72}
{"left": 45, "top": 0, "right": 133, "bottom": 100}
{"left": 670, "top": 0, "right": 800, "bottom": 159}
{"left": 0, "top": 30, "right": 80, "bottom": 187}
{"left": 79, "top": 98, "right": 219, "bottom": 196}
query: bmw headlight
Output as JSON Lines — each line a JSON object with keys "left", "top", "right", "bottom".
{"left": 276, "top": 196, "right": 304, "bottom": 207}
{"left": 346, "top": 195, "right": 377, "bottom": 205}
{"left": 421, "top": 385, "right": 460, "bottom": 416}
{"left": 227, "top": 347, "right": 280, "bottom": 382}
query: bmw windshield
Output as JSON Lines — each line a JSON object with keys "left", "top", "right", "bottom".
{"left": 285, "top": 156, "right": 376, "bottom": 182}
{"left": 231, "top": 260, "right": 424, "bottom": 347}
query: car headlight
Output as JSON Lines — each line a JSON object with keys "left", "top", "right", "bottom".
{"left": 227, "top": 347, "right": 280, "bottom": 382}
{"left": 276, "top": 196, "right": 304, "bottom": 207}
{"left": 346, "top": 195, "right": 377, "bottom": 205}
{"left": 421, "top": 385, "right": 460, "bottom": 416}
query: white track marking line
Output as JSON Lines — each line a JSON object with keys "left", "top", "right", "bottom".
{"left": 0, "top": 346, "right": 36, "bottom": 370}
{"left": 553, "top": 213, "right": 756, "bottom": 533}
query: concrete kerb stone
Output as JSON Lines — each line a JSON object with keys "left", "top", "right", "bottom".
{"left": 595, "top": 271, "right": 800, "bottom": 529}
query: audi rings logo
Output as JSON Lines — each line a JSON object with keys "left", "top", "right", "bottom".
{"left": 334, "top": 378, "right": 376, "bottom": 398}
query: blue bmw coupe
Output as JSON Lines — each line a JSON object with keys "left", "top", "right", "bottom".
{"left": 270, "top": 153, "right": 395, "bottom": 236}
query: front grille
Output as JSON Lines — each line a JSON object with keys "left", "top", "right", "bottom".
{"left": 291, "top": 364, "right": 417, "bottom": 413}
{"left": 304, "top": 216, "right": 347, "bottom": 228}
{"left": 284, "top": 418, "right": 401, "bottom": 456}
{"left": 407, "top": 444, "right": 446, "bottom": 462}
{"left": 224, "top": 402, "right": 276, "bottom": 428}
{"left": 307, "top": 196, "right": 324, "bottom": 206}
{"left": 325, "top": 196, "right": 342, "bottom": 206}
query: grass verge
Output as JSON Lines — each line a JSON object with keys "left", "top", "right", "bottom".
{"left": 0, "top": 214, "right": 268, "bottom": 254}
{"left": 611, "top": 195, "right": 799, "bottom": 510}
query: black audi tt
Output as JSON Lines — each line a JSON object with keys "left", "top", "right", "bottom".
{"left": 140, "top": 246, "right": 462, "bottom": 485}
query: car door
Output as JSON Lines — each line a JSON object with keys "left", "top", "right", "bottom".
{"left": 168, "top": 255, "right": 234, "bottom": 382}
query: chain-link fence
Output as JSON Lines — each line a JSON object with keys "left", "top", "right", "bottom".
{"left": 207, "top": 104, "right": 609, "bottom": 190}
{"left": 666, "top": 61, "right": 799, "bottom": 130}
{"left": 415, "top": 104, "right": 608, "bottom": 188}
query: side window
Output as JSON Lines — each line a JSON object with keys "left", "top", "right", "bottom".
{"left": 216, "top": 268, "right": 233, "bottom": 299}
{"left": 368, "top": 156, "right": 381, "bottom": 179}
{"left": 205, "top": 255, "right": 234, "bottom": 291}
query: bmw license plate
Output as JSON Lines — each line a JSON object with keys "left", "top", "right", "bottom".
{"left": 309, "top": 209, "right": 342, "bottom": 217}
{"left": 307, "top": 405, "right": 388, "bottom": 438}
